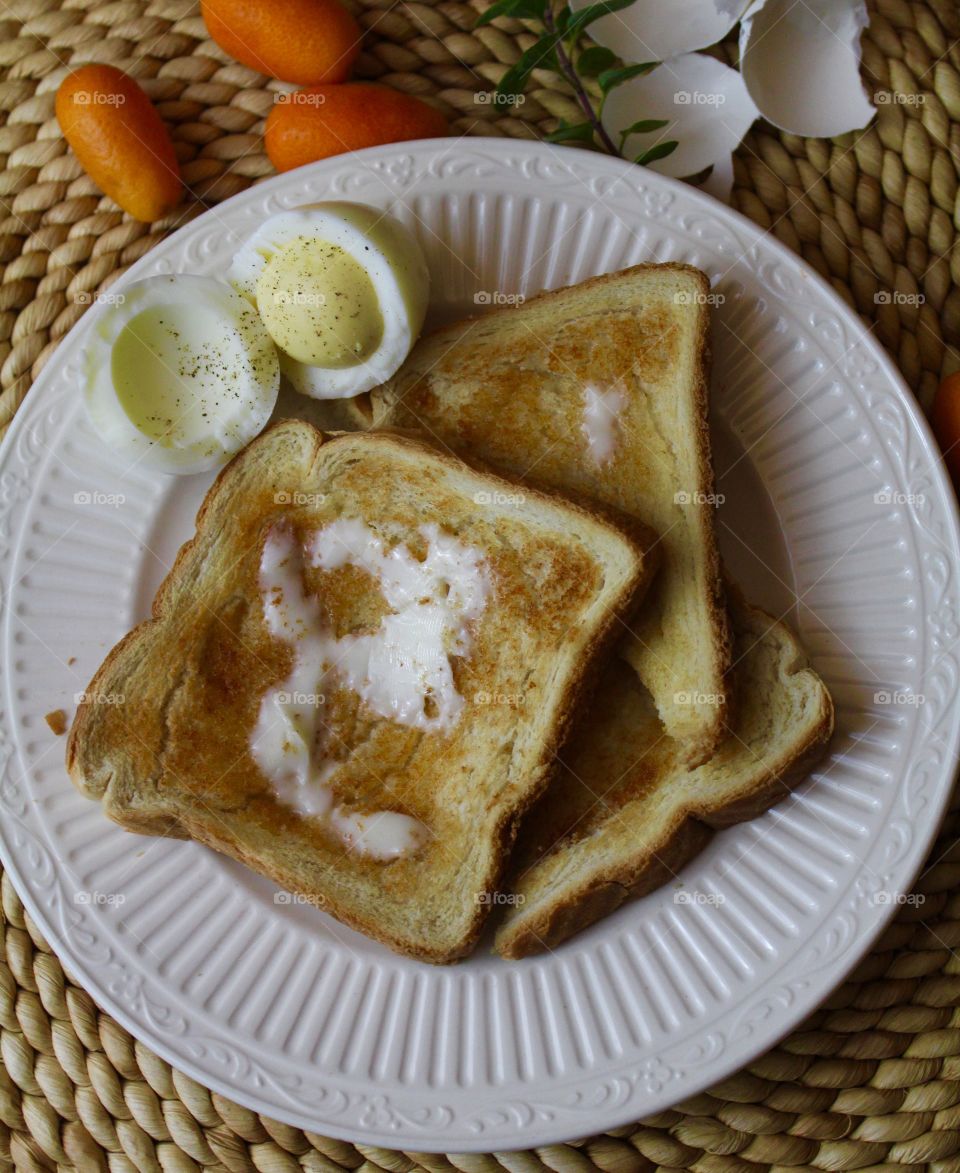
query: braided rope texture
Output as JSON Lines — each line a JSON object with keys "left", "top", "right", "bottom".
{"left": 0, "top": 0, "right": 958, "bottom": 1168}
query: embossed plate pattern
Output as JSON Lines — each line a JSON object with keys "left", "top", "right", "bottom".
{"left": 1, "top": 141, "right": 958, "bottom": 1151}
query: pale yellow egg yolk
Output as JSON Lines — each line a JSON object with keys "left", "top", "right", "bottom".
{"left": 112, "top": 303, "right": 265, "bottom": 448}
{"left": 255, "top": 237, "right": 384, "bottom": 369}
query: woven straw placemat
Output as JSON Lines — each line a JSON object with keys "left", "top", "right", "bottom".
{"left": 1, "top": 0, "right": 959, "bottom": 1169}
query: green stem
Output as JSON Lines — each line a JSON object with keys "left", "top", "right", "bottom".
{"left": 543, "top": 5, "right": 620, "bottom": 156}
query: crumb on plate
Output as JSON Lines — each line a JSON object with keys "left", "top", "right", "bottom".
{"left": 45, "top": 709, "right": 67, "bottom": 736}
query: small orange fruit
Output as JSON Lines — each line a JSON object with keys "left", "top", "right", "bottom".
{"left": 266, "top": 84, "right": 448, "bottom": 172}
{"left": 56, "top": 65, "right": 181, "bottom": 223}
{"left": 201, "top": 0, "right": 361, "bottom": 86}
{"left": 932, "top": 371, "right": 960, "bottom": 487}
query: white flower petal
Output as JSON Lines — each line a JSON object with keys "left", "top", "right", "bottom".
{"left": 573, "top": 0, "right": 750, "bottom": 65}
{"left": 601, "top": 54, "right": 758, "bottom": 182}
{"left": 739, "top": 0, "right": 874, "bottom": 136}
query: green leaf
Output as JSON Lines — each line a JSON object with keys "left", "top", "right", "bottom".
{"left": 619, "top": 117, "right": 670, "bottom": 151}
{"left": 554, "top": 5, "right": 572, "bottom": 34}
{"left": 475, "top": 0, "right": 547, "bottom": 27}
{"left": 565, "top": 0, "right": 637, "bottom": 39}
{"left": 496, "top": 32, "right": 559, "bottom": 97}
{"left": 598, "top": 60, "right": 657, "bottom": 94}
{"left": 619, "top": 117, "right": 669, "bottom": 137}
{"left": 634, "top": 139, "right": 679, "bottom": 166}
{"left": 577, "top": 45, "right": 616, "bottom": 76}
{"left": 545, "top": 120, "right": 596, "bottom": 143}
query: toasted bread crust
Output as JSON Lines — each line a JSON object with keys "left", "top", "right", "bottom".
{"left": 68, "top": 421, "right": 659, "bottom": 963}
{"left": 495, "top": 595, "right": 834, "bottom": 959}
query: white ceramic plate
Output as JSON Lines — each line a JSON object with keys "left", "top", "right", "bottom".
{"left": 1, "top": 140, "right": 958, "bottom": 1152}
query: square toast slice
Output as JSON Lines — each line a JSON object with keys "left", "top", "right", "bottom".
{"left": 369, "top": 263, "right": 730, "bottom": 764}
{"left": 67, "top": 421, "right": 659, "bottom": 963}
{"left": 495, "top": 591, "right": 834, "bottom": 958}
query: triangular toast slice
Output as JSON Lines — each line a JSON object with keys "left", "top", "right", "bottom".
{"left": 67, "top": 421, "right": 659, "bottom": 963}
{"left": 368, "top": 263, "right": 730, "bottom": 764}
{"left": 495, "top": 591, "right": 834, "bottom": 958}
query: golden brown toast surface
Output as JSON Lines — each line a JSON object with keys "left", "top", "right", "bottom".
{"left": 371, "top": 263, "right": 731, "bottom": 763}
{"left": 68, "top": 421, "right": 658, "bottom": 962}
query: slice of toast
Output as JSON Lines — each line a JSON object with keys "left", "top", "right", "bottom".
{"left": 495, "top": 591, "right": 834, "bottom": 958}
{"left": 368, "top": 264, "right": 730, "bottom": 764}
{"left": 67, "top": 420, "right": 659, "bottom": 963}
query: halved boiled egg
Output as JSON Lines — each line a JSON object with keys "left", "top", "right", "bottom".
{"left": 84, "top": 275, "right": 280, "bottom": 475}
{"left": 228, "top": 201, "right": 429, "bottom": 400}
